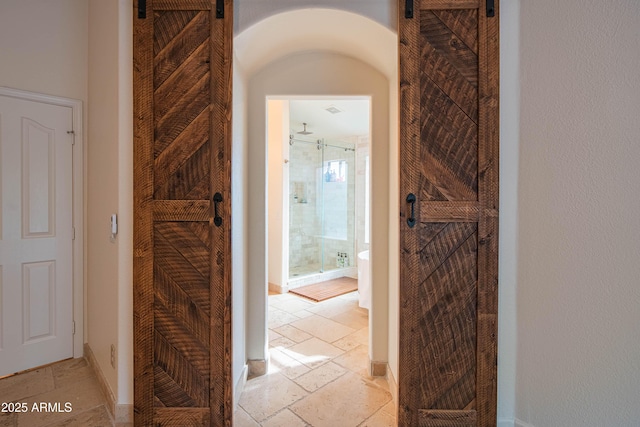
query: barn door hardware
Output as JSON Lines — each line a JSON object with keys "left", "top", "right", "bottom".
{"left": 487, "top": 0, "right": 495, "bottom": 17}
{"left": 406, "top": 193, "right": 417, "bottom": 228}
{"left": 213, "top": 192, "right": 223, "bottom": 227}
{"left": 405, "top": 0, "right": 414, "bottom": 19}
{"left": 405, "top": 0, "right": 493, "bottom": 19}
{"left": 216, "top": 0, "right": 224, "bottom": 19}
{"left": 138, "top": 0, "right": 146, "bottom": 19}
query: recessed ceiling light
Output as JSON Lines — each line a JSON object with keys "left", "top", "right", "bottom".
{"left": 325, "top": 105, "right": 343, "bottom": 114}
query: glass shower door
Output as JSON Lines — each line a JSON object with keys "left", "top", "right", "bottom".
{"left": 321, "top": 140, "right": 356, "bottom": 272}
{"left": 288, "top": 138, "right": 356, "bottom": 279}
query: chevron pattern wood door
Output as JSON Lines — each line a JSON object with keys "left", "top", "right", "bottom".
{"left": 398, "top": 1, "right": 499, "bottom": 426}
{"left": 133, "top": 1, "right": 232, "bottom": 425}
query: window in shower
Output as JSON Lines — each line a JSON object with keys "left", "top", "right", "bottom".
{"left": 319, "top": 159, "right": 348, "bottom": 240}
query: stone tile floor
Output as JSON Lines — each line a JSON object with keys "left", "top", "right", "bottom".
{"left": 236, "top": 289, "right": 396, "bottom": 427}
{"left": 0, "top": 289, "right": 396, "bottom": 426}
{"left": 0, "top": 358, "right": 125, "bottom": 427}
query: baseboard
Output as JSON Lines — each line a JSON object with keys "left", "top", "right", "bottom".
{"left": 268, "top": 282, "right": 287, "bottom": 294}
{"left": 370, "top": 360, "right": 387, "bottom": 377}
{"left": 234, "top": 365, "right": 248, "bottom": 410}
{"left": 84, "top": 344, "right": 116, "bottom": 416}
{"left": 386, "top": 363, "right": 398, "bottom": 413}
{"left": 497, "top": 418, "right": 515, "bottom": 427}
{"left": 84, "top": 343, "right": 133, "bottom": 424}
{"left": 515, "top": 418, "right": 535, "bottom": 427}
{"left": 113, "top": 404, "right": 133, "bottom": 425}
{"left": 247, "top": 358, "right": 268, "bottom": 378}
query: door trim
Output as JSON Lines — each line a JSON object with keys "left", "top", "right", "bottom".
{"left": 0, "top": 86, "right": 85, "bottom": 359}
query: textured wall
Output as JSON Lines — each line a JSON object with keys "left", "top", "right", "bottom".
{"left": 232, "top": 55, "right": 249, "bottom": 396}
{"left": 87, "top": 0, "right": 134, "bottom": 406}
{"left": 234, "top": 0, "right": 396, "bottom": 34}
{"left": 289, "top": 140, "right": 323, "bottom": 273}
{"left": 86, "top": 0, "right": 120, "bottom": 399}
{"left": 497, "top": 0, "right": 519, "bottom": 423}
{"left": 0, "top": 0, "right": 88, "bottom": 101}
{"left": 267, "top": 101, "right": 288, "bottom": 285}
{"left": 516, "top": 0, "right": 640, "bottom": 425}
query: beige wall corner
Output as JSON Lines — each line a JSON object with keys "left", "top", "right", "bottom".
{"left": 84, "top": 344, "right": 133, "bottom": 424}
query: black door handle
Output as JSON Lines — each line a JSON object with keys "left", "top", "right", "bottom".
{"left": 213, "top": 192, "right": 223, "bottom": 227}
{"left": 406, "top": 193, "right": 416, "bottom": 228}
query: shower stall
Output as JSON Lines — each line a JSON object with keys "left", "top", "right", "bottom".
{"left": 288, "top": 135, "right": 356, "bottom": 286}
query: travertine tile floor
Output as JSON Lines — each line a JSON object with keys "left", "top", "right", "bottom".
{"left": 236, "top": 290, "right": 396, "bottom": 427}
{"left": 0, "top": 358, "right": 126, "bottom": 427}
{"left": 0, "top": 289, "right": 396, "bottom": 427}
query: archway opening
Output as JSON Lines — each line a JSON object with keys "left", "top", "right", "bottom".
{"left": 231, "top": 9, "right": 399, "bottom": 422}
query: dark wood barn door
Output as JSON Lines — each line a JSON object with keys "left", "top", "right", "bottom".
{"left": 133, "top": 0, "right": 232, "bottom": 425}
{"left": 398, "top": 0, "right": 499, "bottom": 426}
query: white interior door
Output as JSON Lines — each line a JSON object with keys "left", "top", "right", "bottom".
{"left": 0, "top": 95, "right": 74, "bottom": 376}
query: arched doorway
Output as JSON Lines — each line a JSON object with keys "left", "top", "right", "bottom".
{"left": 231, "top": 8, "right": 400, "bottom": 424}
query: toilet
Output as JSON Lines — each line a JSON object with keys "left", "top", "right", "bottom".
{"left": 357, "top": 250, "right": 370, "bottom": 309}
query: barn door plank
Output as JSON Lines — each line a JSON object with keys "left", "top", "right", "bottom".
{"left": 133, "top": 0, "right": 232, "bottom": 425}
{"left": 399, "top": 1, "right": 499, "bottom": 426}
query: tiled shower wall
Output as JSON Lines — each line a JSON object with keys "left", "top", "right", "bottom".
{"left": 289, "top": 142, "right": 322, "bottom": 274}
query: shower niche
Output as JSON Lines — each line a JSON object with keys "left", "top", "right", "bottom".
{"left": 288, "top": 136, "right": 356, "bottom": 282}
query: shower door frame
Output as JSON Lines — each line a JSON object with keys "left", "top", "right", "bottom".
{"left": 287, "top": 135, "right": 358, "bottom": 280}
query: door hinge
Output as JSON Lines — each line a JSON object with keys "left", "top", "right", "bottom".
{"left": 72, "top": 227, "right": 76, "bottom": 240}
{"left": 67, "top": 130, "right": 75, "bottom": 145}
{"left": 486, "top": 0, "right": 495, "bottom": 17}
{"left": 216, "top": 0, "right": 224, "bottom": 19}
{"left": 138, "top": 0, "right": 146, "bottom": 19}
{"left": 405, "top": 0, "right": 414, "bottom": 19}
{"left": 72, "top": 321, "right": 76, "bottom": 335}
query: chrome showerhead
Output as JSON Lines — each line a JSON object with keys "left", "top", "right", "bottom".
{"left": 297, "top": 123, "right": 313, "bottom": 135}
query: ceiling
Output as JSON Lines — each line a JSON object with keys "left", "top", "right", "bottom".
{"left": 234, "top": 9, "right": 397, "bottom": 78}
{"left": 289, "top": 98, "right": 370, "bottom": 141}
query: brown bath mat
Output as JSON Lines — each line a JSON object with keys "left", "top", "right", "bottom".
{"left": 289, "top": 277, "right": 357, "bottom": 302}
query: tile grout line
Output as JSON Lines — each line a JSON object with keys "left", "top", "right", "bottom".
{"left": 240, "top": 291, "right": 394, "bottom": 426}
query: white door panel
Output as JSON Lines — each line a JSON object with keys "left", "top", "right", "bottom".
{"left": 0, "top": 95, "right": 73, "bottom": 376}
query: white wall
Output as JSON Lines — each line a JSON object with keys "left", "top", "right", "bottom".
{"left": 516, "top": 0, "right": 640, "bottom": 425}
{"left": 0, "top": 0, "right": 88, "bottom": 102}
{"left": 87, "top": 0, "right": 133, "bottom": 406}
{"left": 234, "top": 0, "right": 396, "bottom": 37}
{"left": 267, "top": 100, "right": 288, "bottom": 288}
{"left": 232, "top": 57, "right": 249, "bottom": 395}
{"left": 498, "top": 0, "right": 520, "bottom": 423}
{"left": 116, "top": 0, "right": 134, "bottom": 406}
{"left": 87, "top": 0, "right": 120, "bottom": 399}
{"left": 387, "top": 67, "right": 400, "bottom": 386}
